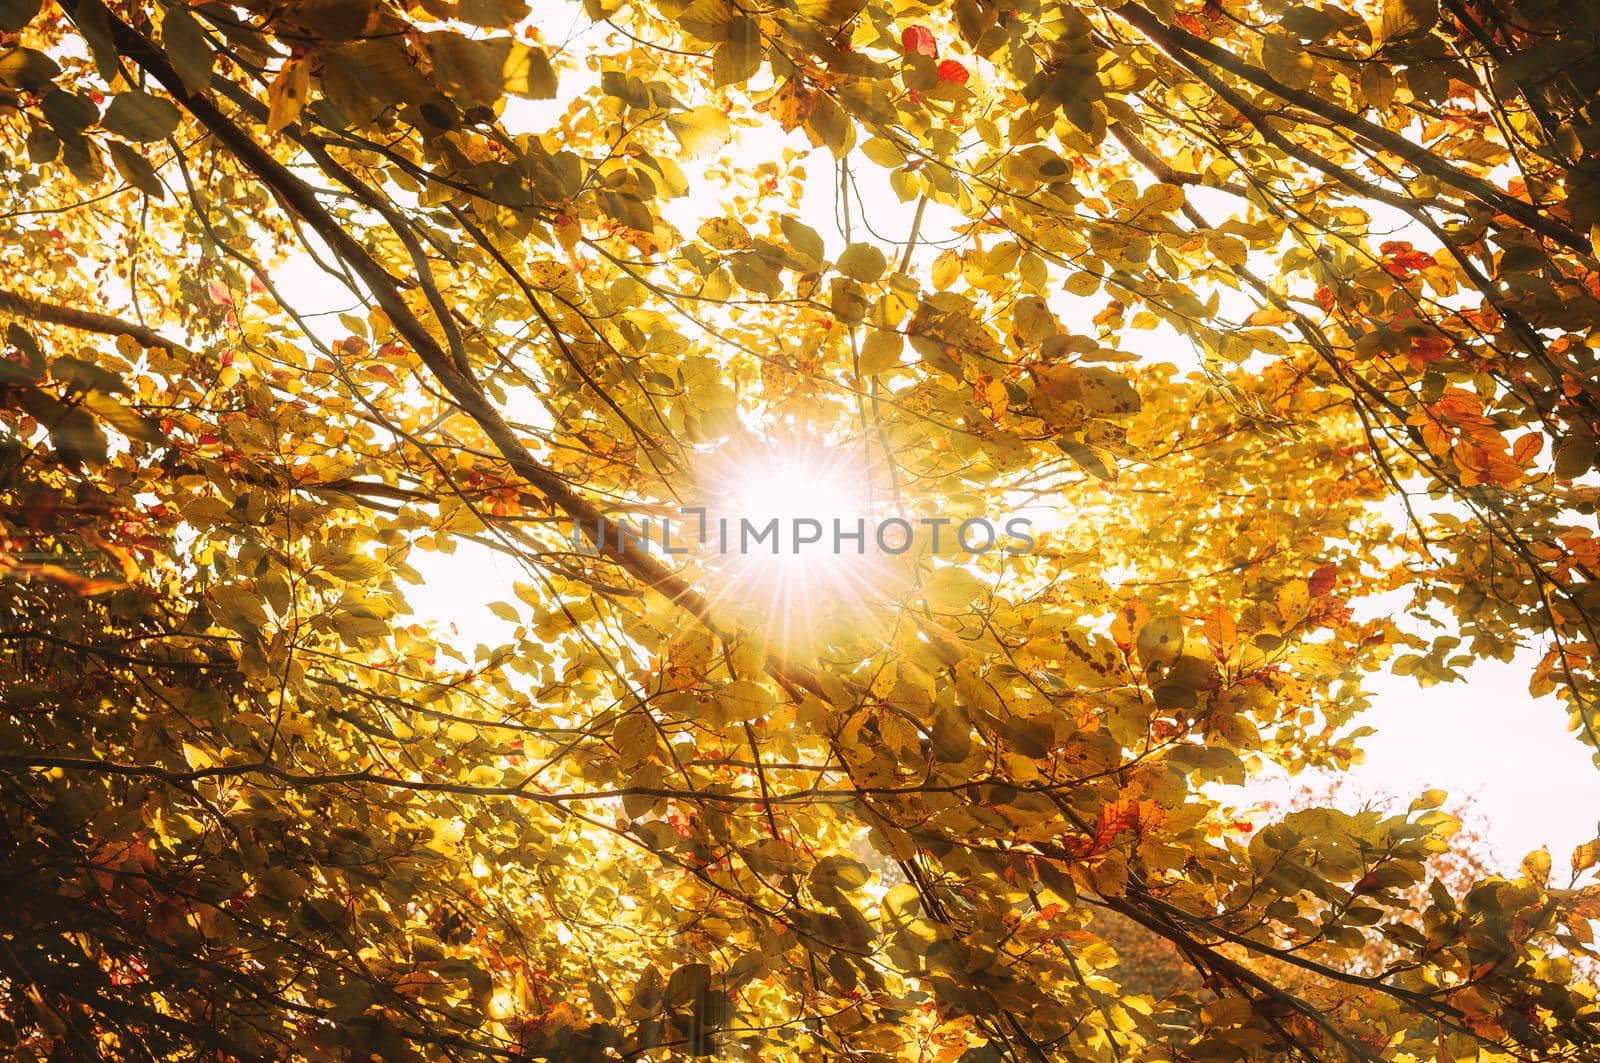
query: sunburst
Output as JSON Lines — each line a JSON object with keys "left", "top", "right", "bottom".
{"left": 687, "top": 436, "right": 905, "bottom": 654}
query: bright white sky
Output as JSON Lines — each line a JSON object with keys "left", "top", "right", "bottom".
{"left": 268, "top": 6, "right": 1600, "bottom": 878}
{"left": 1311, "top": 655, "right": 1600, "bottom": 871}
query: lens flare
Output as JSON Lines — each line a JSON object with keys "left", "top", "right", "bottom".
{"left": 689, "top": 438, "right": 903, "bottom": 652}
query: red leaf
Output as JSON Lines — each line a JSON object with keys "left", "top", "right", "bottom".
{"left": 937, "top": 59, "right": 969, "bottom": 84}
{"left": 901, "top": 25, "right": 937, "bottom": 58}
{"left": 1309, "top": 563, "right": 1337, "bottom": 598}
{"left": 1408, "top": 334, "right": 1452, "bottom": 369}
{"left": 1379, "top": 240, "right": 1435, "bottom": 279}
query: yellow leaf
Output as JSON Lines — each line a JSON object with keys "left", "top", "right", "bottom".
{"left": 1065, "top": 271, "right": 1099, "bottom": 296}
{"left": 501, "top": 42, "right": 557, "bottom": 99}
{"left": 838, "top": 242, "right": 887, "bottom": 283}
{"left": 1135, "top": 614, "right": 1184, "bottom": 669}
{"left": 1276, "top": 579, "right": 1310, "bottom": 627}
{"left": 665, "top": 106, "right": 731, "bottom": 158}
{"left": 1001, "top": 752, "right": 1040, "bottom": 784}
{"left": 1409, "top": 788, "right": 1448, "bottom": 811}
{"left": 1209, "top": 233, "right": 1248, "bottom": 267}
{"left": 1202, "top": 606, "right": 1237, "bottom": 661}
{"left": 1136, "top": 182, "right": 1184, "bottom": 215}
{"left": 266, "top": 58, "right": 310, "bottom": 134}
{"left": 922, "top": 566, "right": 986, "bottom": 610}
{"left": 859, "top": 328, "right": 903, "bottom": 375}
{"left": 719, "top": 679, "right": 773, "bottom": 723}
{"left": 868, "top": 658, "right": 899, "bottom": 699}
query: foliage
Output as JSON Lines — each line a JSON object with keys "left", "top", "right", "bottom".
{"left": 2, "top": 0, "right": 1600, "bottom": 1058}
{"left": 1092, "top": 785, "right": 1512, "bottom": 999}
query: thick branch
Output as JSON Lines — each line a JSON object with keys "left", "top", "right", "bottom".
{"left": 0, "top": 288, "right": 192, "bottom": 354}
{"left": 1114, "top": 2, "right": 1591, "bottom": 255}
{"left": 65, "top": 0, "right": 739, "bottom": 647}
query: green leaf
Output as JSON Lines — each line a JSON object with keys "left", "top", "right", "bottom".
{"left": 837, "top": 242, "right": 886, "bottom": 283}
{"left": 712, "top": 16, "right": 762, "bottom": 86}
{"left": 73, "top": 0, "right": 121, "bottom": 83}
{"left": 779, "top": 214, "right": 825, "bottom": 262}
{"left": 162, "top": 8, "right": 214, "bottom": 94}
{"left": 41, "top": 89, "right": 99, "bottom": 135}
{"left": 82, "top": 391, "right": 164, "bottom": 443}
{"left": 503, "top": 43, "right": 557, "bottom": 99}
{"left": 807, "top": 93, "right": 851, "bottom": 155}
{"left": 102, "top": 91, "right": 181, "bottom": 142}
{"left": 0, "top": 47, "right": 59, "bottom": 92}
{"left": 108, "top": 141, "right": 166, "bottom": 199}
{"left": 427, "top": 33, "right": 553, "bottom": 105}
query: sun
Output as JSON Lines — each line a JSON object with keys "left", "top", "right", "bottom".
{"left": 688, "top": 438, "right": 901, "bottom": 651}
{"left": 722, "top": 446, "right": 863, "bottom": 539}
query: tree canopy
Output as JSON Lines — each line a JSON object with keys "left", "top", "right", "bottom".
{"left": 3, "top": 0, "right": 1600, "bottom": 1058}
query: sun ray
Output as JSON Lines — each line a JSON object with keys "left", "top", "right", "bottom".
{"left": 685, "top": 436, "right": 906, "bottom": 654}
